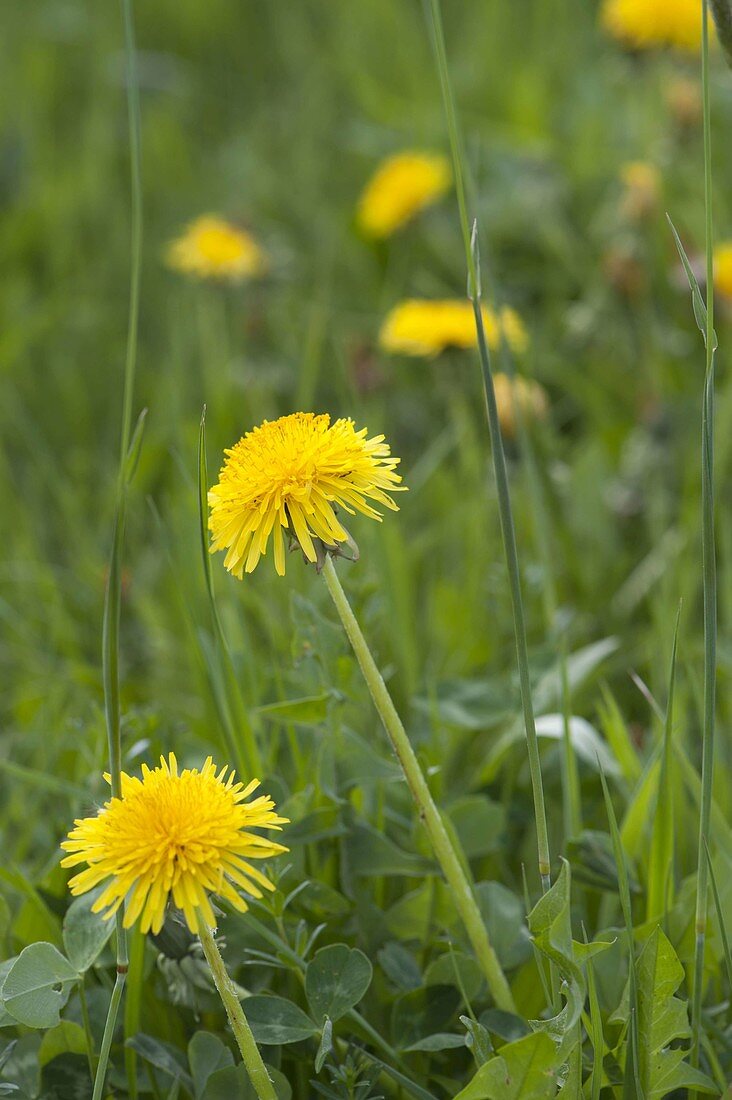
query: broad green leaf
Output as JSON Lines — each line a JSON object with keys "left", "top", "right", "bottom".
{"left": 446, "top": 796, "right": 505, "bottom": 858}
{"left": 377, "top": 943, "right": 422, "bottom": 991}
{"left": 424, "top": 951, "right": 482, "bottom": 1002}
{"left": 345, "top": 822, "right": 434, "bottom": 878}
{"left": 635, "top": 927, "right": 716, "bottom": 1098}
{"left": 188, "top": 1032, "right": 234, "bottom": 1099}
{"left": 476, "top": 882, "right": 532, "bottom": 970}
{"left": 243, "top": 996, "right": 318, "bottom": 1045}
{"left": 2, "top": 943, "right": 79, "bottom": 1029}
{"left": 305, "top": 944, "right": 372, "bottom": 1023}
{"left": 461, "top": 1015, "right": 493, "bottom": 1067}
{"left": 38, "top": 1021, "right": 87, "bottom": 1068}
{"left": 39, "top": 1052, "right": 93, "bottom": 1100}
{"left": 62, "top": 889, "right": 114, "bottom": 973}
{"left": 391, "top": 986, "right": 460, "bottom": 1051}
{"left": 454, "top": 1031, "right": 559, "bottom": 1100}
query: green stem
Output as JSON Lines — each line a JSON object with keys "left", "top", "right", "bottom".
{"left": 321, "top": 556, "right": 515, "bottom": 1012}
{"left": 691, "top": 0, "right": 717, "bottom": 1072}
{"left": 424, "top": 0, "right": 551, "bottom": 891}
{"left": 92, "top": 972, "right": 127, "bottom": 1100}
{"left": 79, "top": 980, "right": 97, "bottom": 1083}
{"left": 198, "top": 922, "right": 277, "bottom": 1100}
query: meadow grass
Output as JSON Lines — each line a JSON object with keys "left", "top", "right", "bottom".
{"left": 2, "top": 0, "right": 732, "bottom": 1097}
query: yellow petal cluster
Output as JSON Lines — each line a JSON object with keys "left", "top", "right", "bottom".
{"left": 61, "top": 755, "right": 288, "bottom": 934}
{"left": 493, "top": 374, "right": 549, "bottom": 439}
{"left": 379, "top": 299, "right": 528, "bottom": 358}
{"left": 166, "top": 216, "right": 267, "bottom": 282}
{"left": 357, "top": 152, "right": 451, "bottom": 238}
{"left": 619, "top": 161, "right": 661, "bottom": 221}
{"left": 602, "top": 0, "right": 705, "bottom": 51}
{"left": 715, "top": 242, "right": 732, "bottom": 300}
{"left": 208, "top": 413, "right": 405, "bottom": 577}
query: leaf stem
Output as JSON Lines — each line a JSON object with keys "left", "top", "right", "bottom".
{"left": 198, "top": 922, "right": 277, "bottom": 1100}
{"left": 321, "top": 556, "right": 515, "bottom": 1012}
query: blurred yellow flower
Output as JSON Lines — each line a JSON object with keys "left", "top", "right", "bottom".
{"left": 209, "top": 413, "right": 405, "bottom": 577}
{"left": 357, "top": 152, "right": 451, "bottom": 238}
{"left": 619, "top": 161, "right": 661, "bottom": 220}
{"left": 379, "top": 299, "right": 528, "bottom": 357}
{"left": 166, "top": 216, "right": 267, "bottom": 282}
{"left": 493, "top": 373, "right": 549, "bottom": 439}
{"left": 602, "top": 0, "right": 704, "bottom": 51}
{"left": 714, "top": 242, "right": 732, "bottom": 299}
{"left": 61, "top": 755, "right": 287, "bottom": 935}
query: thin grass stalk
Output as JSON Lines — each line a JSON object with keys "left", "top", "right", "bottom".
{"left": 95, "top": 0, "right": 143, "bottom": 1095}
{"left": 691, "top": 0, "right": 717, "bottom": 1072}
{"left": 321, "top": 555, "right": 515, "bottom": 1012}
{"left": 198, "top": 922, "right": 277, "bottom": 1100}
{"left": 646, "top": 607, "right": 680, "bottom": 922}
{"left": 424, "top": 0, "right": 551, "bottom": 891}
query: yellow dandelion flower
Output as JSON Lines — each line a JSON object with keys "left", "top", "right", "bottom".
{"left": 357, "top": 151, "right": 451, "bottom": 238}
{"left": 601, "top": 0, "right": 706, "bottom": 51}
{"left": 61, "top": 754, "right": 288, "bottom": 935}
{"left": 379, "top": 299, "right": 528, "bottom": 358}
{"left": 619, "top": 161, "right": 661, "bottom": 221}
{"left": 715, "top": 242, "right": 732, "bottom": 300}
{"left": 166, "top": 216, "right": 267, "bottom": 282}
{"left": 208, "top": 413, "right": 405, "bottom": 578}
{"left": 493, "top": 373, "right": 549, "bottom": 439}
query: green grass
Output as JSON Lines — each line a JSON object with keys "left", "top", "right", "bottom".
{"left": 2, "top": 0, "right": 732, "bottom": 1096}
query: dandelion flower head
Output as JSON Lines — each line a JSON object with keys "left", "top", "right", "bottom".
{"left": 379, "top": 299, "right": 528, "bottom": 358}
{"left": 61, "top": 754, "right": 288, "bottom": 934}
{"left": 166, "top": 216, "right": 267, "bottom": 282}
{"left": 357, "top": 151, "right": 451, "bottom": 238}
{"left": 715, "top": 242, "right": 732, "bottom": 300}
{"left": 493, "top": 373, "right": 549, "bottom": 439}
{"left": 602, "top": 0, "right": 705, "bottom": 51}
{"left": 208, "top": 413, "right": 405, "bottom": 577}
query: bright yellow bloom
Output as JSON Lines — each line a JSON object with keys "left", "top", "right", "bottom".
{"left": 715, "top": 242, "right": 732, "bottom": 300}
{"left": 602, "top": 0, "right": 705, "bottom": 51}
{"left": 379, "top": 299, "right": 528, "bottom": 358}
{"left": 493, "top": 373, "right": 549, "bottom": 439}
{"left": 208, "top": 413, "right": 405, "bottom": 577}
{"left": 61, "top": 755, "right": 288, "bottom": 935}
{"left": 357, "top": 152, "right": 451, "bottom": 238}
{"left": 166, "top": 216, "right": 267, "bottom": 282}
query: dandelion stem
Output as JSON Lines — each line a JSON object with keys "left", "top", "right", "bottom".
{"left": 691, "top": 0, "right": 717, "bottom": 1072}
{"left": 92, "top": 972, "right": 126, "bottom": 1100}
{"left": 321, "top": 556, "right": 515, "bottom": 1012}
{"left": 198, "top": 922, "right": 277, "bottom": 1100}
{"left": 424, "top": 0, "right": 551, "bottom": 891}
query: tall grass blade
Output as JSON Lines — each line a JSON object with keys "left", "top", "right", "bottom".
{"left": 646, "top": 604, "right": 681, "bottom": 921}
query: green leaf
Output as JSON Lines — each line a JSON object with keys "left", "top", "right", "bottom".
{"left": 38, "top": 1021, "right": 87, "bottom": 1068}
{"left": 188, "top": 1032, "right": 234, "bottom": 1099}
{"left": 62, "top": 889, "right": 114, "bottom": 973}
{"left": 201, "top": 1063, "right": 291, "bottom": 1100}
{"left": 666, "top": 215, "right": 718, "bottom": 350}
{"left": 391, "top": 986, "right": 460, "bottom": 1051}
{"left": 635, "top": 927, "right": 716, "bottom": 1098}
{"left": 424, "top": 951, "right": 482, "bottom": 1002}
{"left": 1, "top": 943, "right": 79, "bottom": 1029}
{"left": 123, "top": 406, "right": 148, "bottom": 484}
{"left": 454, "top": 1031, "right": 559, "bottom": 1100}
{"left": 377, "top": 943, "right": 422, "bottom": 992}
{"left": 39, "top": 1052, "right": 93, "bottom": 1100}
{"left": 243, "top": 996, "right": 319, "bottom": 1045}
{"left": 404, "top": 1032, "right": 465, "bottom": 1053}
{"left": 314, "top": 1017, "right": 332, "bottom": 1073}
{"left": 446, "top": 797, "right": 505, "bottom": 858}
{"left": 345, "top": 822, "right": 434, "bottom": 878}
{"left": 461, "top": 1015, "right": 493, "bottom": 1067}
{"left": 125, "top": 1033, "right": 193, "bottom": 1092}
{"left": 305, "top": 944, "right": 372, "bottom": 1024}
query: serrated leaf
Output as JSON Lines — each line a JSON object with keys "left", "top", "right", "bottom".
{"left": 1, "top": 944, "right": 79, "bottom": 1029}
{"left": 305, "top": 945, "right": 372, "bottom": 1024}
{"left": 454, "top": 1031, "right": 559, "bottom": 1100}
